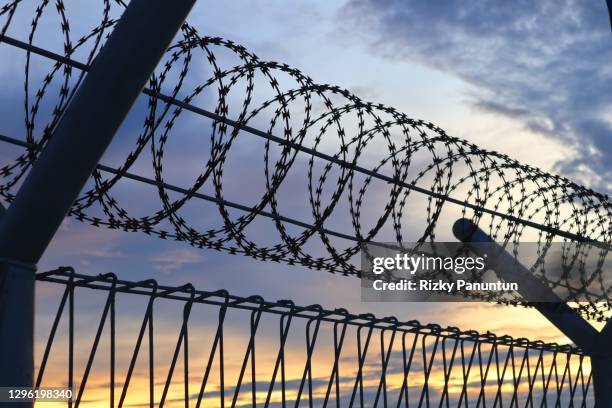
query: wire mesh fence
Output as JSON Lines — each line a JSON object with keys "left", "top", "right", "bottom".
{"left": 35, "top": 267, "right": 593, "bottom": 407}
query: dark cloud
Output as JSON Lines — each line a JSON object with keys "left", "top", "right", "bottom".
{"left": 341, "top": 0, "right": 612, "bottom": 192}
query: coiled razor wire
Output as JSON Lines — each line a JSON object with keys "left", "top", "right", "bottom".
{"left": 35, "top": 267, "right": 593, "bottom": 407}
{"left": 0, "top": 1, "right": 610, "bottom": 319}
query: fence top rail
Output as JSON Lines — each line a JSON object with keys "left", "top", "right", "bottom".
{"left": 37, "top": 267, "right": 584, "bottom": 355}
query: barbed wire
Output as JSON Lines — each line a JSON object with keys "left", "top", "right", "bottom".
{"left": 0, "top": 0, "right": 610, "bottom": 320}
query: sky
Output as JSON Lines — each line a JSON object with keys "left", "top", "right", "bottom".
{"left": 0, "top": 0, "right": 610, "bottom": 404}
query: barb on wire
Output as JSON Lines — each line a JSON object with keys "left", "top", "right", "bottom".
{"left": 0, "top": 0, "right": 610, "bottom": 319}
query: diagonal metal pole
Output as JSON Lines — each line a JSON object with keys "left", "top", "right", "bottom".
{"left": 0, "top": 0, "right": 196, "bottom": 403}
{"left": 453, "top": 218, "right": 610, "bottom": 406}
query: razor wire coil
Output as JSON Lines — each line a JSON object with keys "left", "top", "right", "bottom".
{"left": 0, "top": 0, "right": 610, "bottom": 320}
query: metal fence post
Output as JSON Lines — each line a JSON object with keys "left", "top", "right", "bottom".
{"left": 593, "top": 321, "right": 612, "bottom": 407}
{"left": 0, "top": 262, "right": 35, "bottom": 390}
{"left": 0, "top": 0, "right": 196, "bottom": 403}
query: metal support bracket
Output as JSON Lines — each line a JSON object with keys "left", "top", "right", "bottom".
{"left": 453, "top": 218, "right": 611, "bottom": 406}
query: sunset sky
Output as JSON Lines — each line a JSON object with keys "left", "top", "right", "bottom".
{"left": 1, "top": 0, "right": 610, "bottom": 404}
{"left": 27, "top": 0, "right": 611, "bottom": 334}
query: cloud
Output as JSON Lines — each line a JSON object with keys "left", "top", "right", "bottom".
{"left": 341, "top": 0, "right": 612, "bottom": 192}
{"left": 151, "top": 247, "right": 206, "bottom": 273}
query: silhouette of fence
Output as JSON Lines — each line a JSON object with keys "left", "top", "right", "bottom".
{"left": 35, "top": 267, "right": 592, "bottom": 407}
{"left": 0, "top": 0, "right": 610, "bottom": 320}
{"left": 0, "top": 1, "right": 609, "bottom": 404}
